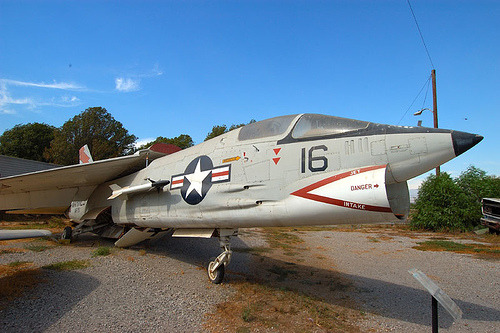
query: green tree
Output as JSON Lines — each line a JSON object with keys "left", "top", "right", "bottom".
{"left": 204, "top": 120, "right": 255, "bottom": 141}
{"left": 205, "top": 125, "right": 228, "bottom": 141}
{"left": 411, "top": 166, "right": 500, "bottom": 231}
{"left": 455, "top": 166, "right": 500, "bottom": 224}
{"left": 44, "top": 107, "right": 136, "bottom": 165}
{"left": 411, "top": 173, "right": 472, "bottom": 231}
{"left": 135, "top": 134, "right": 194, "bottom": 151}
{"left": 0, "top": 123, "right": 55, "bottom": 162}
{"left": 456, "top": 166, "right": 500, "bottom": 202}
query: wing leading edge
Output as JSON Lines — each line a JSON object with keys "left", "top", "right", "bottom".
{"left": 0, "top": 148, "right": 168, "bottom": 213}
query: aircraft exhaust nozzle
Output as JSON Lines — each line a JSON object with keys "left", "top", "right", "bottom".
{"left": 452, "top": 131, "right": 483, "bottom": 157}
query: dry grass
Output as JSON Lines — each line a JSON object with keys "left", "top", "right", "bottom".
{"left": 327, "top": 224, "right": 500, "bottom": 246}
{"left": 0, "top": 263, "right": 45, "bottom": 310}
{"left": 413, "top": 240, "right": 500, "bottom": 260}
{"left": 205, "top": 227, "right": 363, "bottom": 333}
{"left": 24, "top": 244, "right": 53, "bottom": 252}
{"left": 7, "top": 261, "right": 32, "bottom": 267}
{"left": 0, "top": 248, "right": 25, "bottom": 255}
{"left": 91, "top": 246, "right": 112, "bottom": 257}
{"left": 233, "top": 246, "right": 271, "bottom": 254}
{"left": 0, "top": 216, "right": 68, "bottom": 233}
{"left": 261, "top": 228, "right": 305, "bottom": 251}
{"left": 208, "top": 224, "right": 500, "bottom": 333}
{"left": 205, "top": 281, "right": 362, "bottom": 333}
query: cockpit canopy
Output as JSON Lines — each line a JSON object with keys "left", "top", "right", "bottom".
{"left": 238, "top": 115, "right": 297, "bottom": 141}
{"left": 291, "top": 114, "right": 370, "bottom": 139}
{"left": 237, "top": 114, "right": 371, "bottom": 141}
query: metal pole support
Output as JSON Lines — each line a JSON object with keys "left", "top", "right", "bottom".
{"left": 432, "top": 296, "right": 438, "bottom": 333}
{"left": 431, "top": 69, "right": 440, "bottom": 176}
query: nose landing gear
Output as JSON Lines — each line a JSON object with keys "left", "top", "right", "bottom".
{"left": 207, "top": 235, "right": 232, "bottom": 284}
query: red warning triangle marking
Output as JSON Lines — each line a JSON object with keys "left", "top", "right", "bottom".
{"left": 273, "top": 148, "right": 281, "bottom": 155}
{"left": 272, "top": 157, "right": 281, "bottom": 165}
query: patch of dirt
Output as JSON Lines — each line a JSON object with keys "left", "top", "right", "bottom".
{"left": 205, "top": 229, "right": 364, "bottom": 332}
{"left": 205, "top": 280, "right": 362, "bottom": 333}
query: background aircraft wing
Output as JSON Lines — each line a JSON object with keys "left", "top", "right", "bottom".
{"left": 0, "top": 147, "right": 169, "bottom": 213}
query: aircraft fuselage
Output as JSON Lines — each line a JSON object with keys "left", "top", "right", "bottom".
{"left": 79, "top": 114, "right": 481, "bottom": 229}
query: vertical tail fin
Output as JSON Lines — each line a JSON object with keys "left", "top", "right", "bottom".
{"left": 79, "top": 144, "right": 94, "bottom": 164}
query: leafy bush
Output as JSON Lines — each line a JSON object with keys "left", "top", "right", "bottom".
{"left": 410, "top": 166, "right": 500, "bottom": 231}
{"left": 457, "top": 166, "right": 500, "bottom": 197}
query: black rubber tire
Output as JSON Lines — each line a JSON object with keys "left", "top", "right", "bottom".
{"left": 61, "top": 226, "right": 72, "bottom": 240}
{"left": 207, "top": 257, "right": 225, "bottom": 284}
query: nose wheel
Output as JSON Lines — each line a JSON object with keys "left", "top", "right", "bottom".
{"left": 207, "top": 235, "right": 232, "bottom": 284}
{"left": 207, "top": 257, "right": 225, "bottom": 284}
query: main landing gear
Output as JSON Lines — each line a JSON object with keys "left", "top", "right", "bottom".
{"left": 207, "top": 235, "right": 232, "bottom": 284}
{"left": 61, "top": 226, "right": 73, "bottom": 240}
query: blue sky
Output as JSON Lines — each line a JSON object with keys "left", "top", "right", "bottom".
{"left": 1, "top": 1, "right": 499, "bottom": 190}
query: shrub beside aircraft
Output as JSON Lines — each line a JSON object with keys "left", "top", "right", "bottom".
{"left": 0, "top": 114, "right": 482, "bottom": 283}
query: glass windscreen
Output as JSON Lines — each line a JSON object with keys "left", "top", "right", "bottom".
{"left": 292, "top": 114, "right": 370, "bottom": 139}
{"left": 238, "top": 115, "right": 297, "bottom": 141}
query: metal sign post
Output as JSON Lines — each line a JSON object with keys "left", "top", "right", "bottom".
{"left": 409, "top": 268, "right": 463, "bottom": 332}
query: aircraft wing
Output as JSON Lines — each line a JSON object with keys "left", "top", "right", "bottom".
{"left": 0, "top": 229, "right": 52, "bottom": 240}
{"left": 0, "top": 148, "right": 167, "bottom": 213}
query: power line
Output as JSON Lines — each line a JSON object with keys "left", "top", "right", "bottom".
{"left": 420, "top": 77, "right": 431, "bottom": 110}
{"left": 407, "top": 0, "right": 435, "bottom": 68}
{"left": 397, "top": 75, "right": 432, "bottom": 125}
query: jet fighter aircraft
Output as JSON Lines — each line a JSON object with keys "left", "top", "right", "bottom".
{"left": 0, "top": 114, "right": 482, "bottom": 283}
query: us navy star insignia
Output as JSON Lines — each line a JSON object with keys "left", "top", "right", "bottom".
{"left": 170, "top": 156, "right": 231, "bottom": 205}
{"left": 184, "top": 159, "right": 211, "bottom": 197}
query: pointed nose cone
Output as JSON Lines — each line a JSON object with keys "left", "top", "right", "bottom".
{"left": 452, "top": 131, "right": 483, "bottom": 157}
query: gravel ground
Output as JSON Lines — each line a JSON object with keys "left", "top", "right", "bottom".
{"left": 0, "top": 235, "right": 238, "bottom": 332}
{"left": 300, "top": 230, "right": 500, "bottom": 332}
{"left": 1, "top": 228, "right": 499, "bottom": 332}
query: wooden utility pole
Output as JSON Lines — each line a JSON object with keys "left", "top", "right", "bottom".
{"left": 432, "top": 69, "right": 440, "bottom": 176}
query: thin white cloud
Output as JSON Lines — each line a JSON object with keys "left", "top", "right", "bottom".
{"left": 0, "top": 80, "right": 82, "bottom": 113}
{"left": 37, "top": 95, "right": 81, "bottom": 108}
{"left": 0, "top": 94, "right": 32, "bottom": 106}
{"left": 114, "top": 64, "right": 163, "bottom": 92}
{"left": 150, "top": 63, "right": 163, "bottom": 77}
{"left": 0, "top": 108, "right": 17, "bottom": 115}
{"left": 0, "top": 81, "right": 34, "bottom": 113}
{"left": 115, "top": 77, "right": 140, "bottom": 92}
{"left": 134, "top": 138, "right": 155, "bottom": 149}
{"left": 0, "top": 78, "right": 85, "bottom": 90}
{"left": 61, "top": 95, "right": 80, "bottom": 103}
{"left": 134, "top": 64, "right": 164, "bottom": 78}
